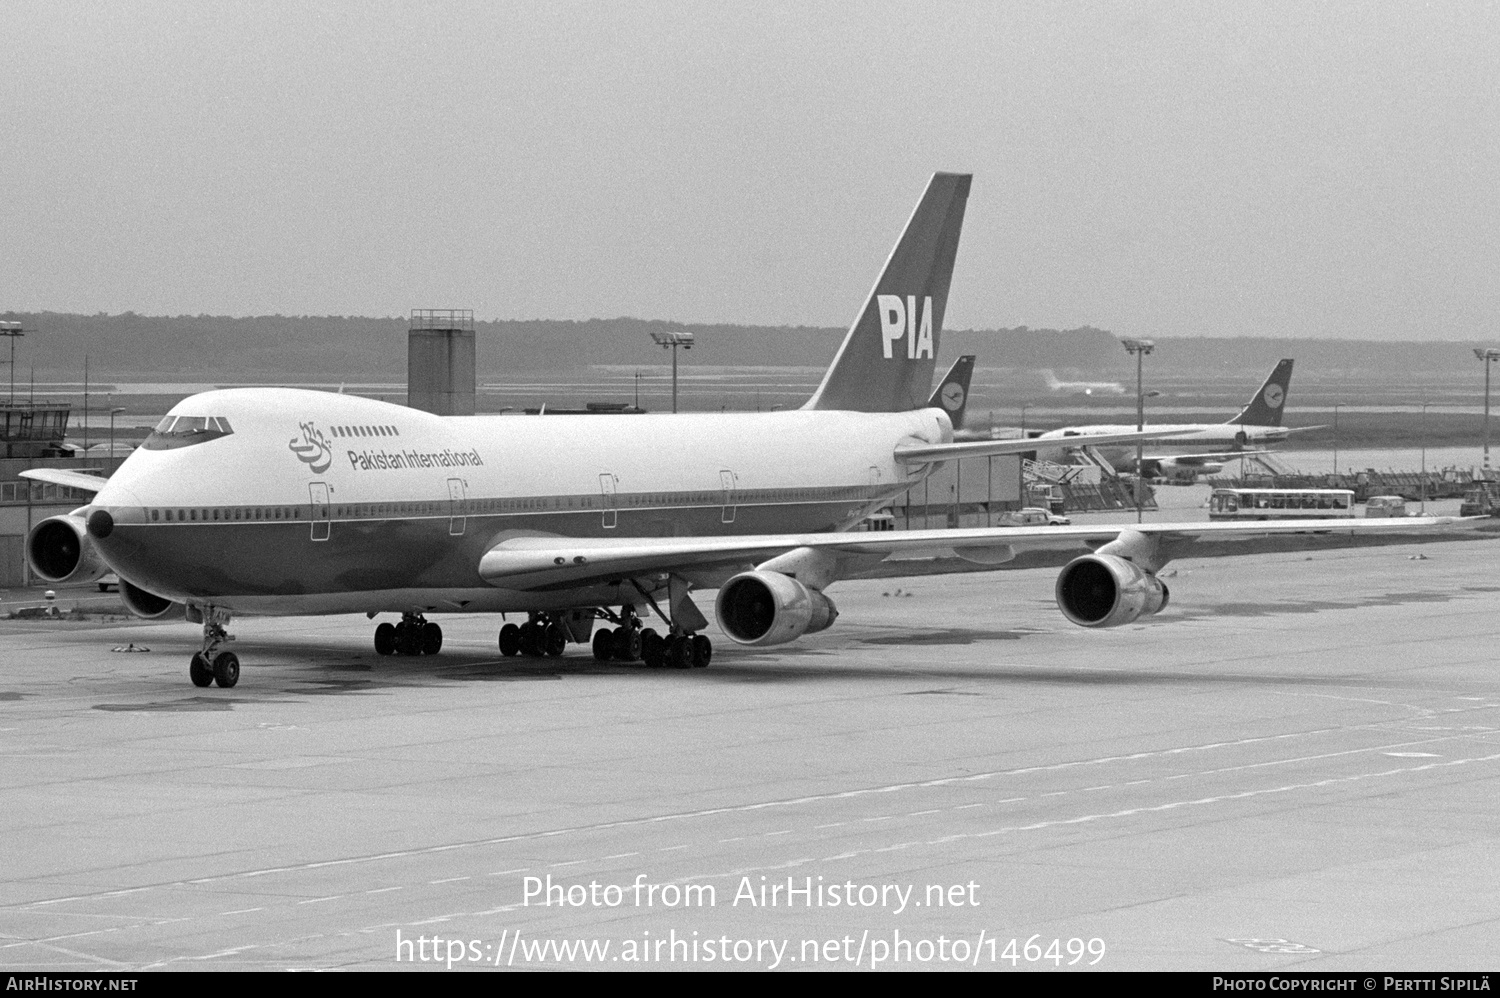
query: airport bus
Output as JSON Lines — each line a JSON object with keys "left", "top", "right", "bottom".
{"left": 1208, "top": 487, "right": 1356, "bottom": 521}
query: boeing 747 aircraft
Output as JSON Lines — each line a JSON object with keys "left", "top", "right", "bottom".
{"left": 23, "top": 174, "right": 1455, "bottom": 688}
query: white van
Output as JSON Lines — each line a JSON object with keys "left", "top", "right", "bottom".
{"left": 1364, "top": 495, "right": 1407, "bottom": 518}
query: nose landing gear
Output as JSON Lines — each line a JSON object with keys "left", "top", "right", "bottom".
{"left": 188, "top": 607, "right": 239, "bottom": 688}
{"left": 374, "top": 613, "right": 443, "bottom": 656}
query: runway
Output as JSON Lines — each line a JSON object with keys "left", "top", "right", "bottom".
{"left": 2, "top": 536, "right": 1498, "bottom": 971}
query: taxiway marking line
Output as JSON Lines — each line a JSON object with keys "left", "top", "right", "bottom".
{"left": 107, "top": 748, "right": 1500, "bottom": 971}
{"left": 6, "top": 733, "right": 1480, "bottom": 930}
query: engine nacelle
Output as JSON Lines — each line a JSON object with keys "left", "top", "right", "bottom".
{"left": 120, "top": 579, "right": 181, "bottom": 620}
{"left": 1054, "top": 554, "right": 1170, "bottom": 628}
{"left": 715, "top": 570, "right": 839, "bottom": 647}
{"left": 26, "top": 515, "right": 109, "bottom": 585}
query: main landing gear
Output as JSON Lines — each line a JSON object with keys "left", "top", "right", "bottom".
{"left": 188, "top": 607, "right": 239, "bottom": 688}
{"left": 495, "top": 608, "right": 711, "bottom": 668}
{"left": 498, "top": 613, "right": 568, "bottom": 658}
{"left": 595, "top": 614, "right": 710, "bottom": 669}
{"left": 374, "top": 613, "right": 443, "bottom": 656}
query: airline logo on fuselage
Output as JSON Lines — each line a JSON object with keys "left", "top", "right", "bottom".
{"left": 288, "top": 422, "right": 333, "bottom": 474}
{"left": 877, "top": 294, "right": 935, "bottom": 360}
{"left": 1263, "top": 384, "right": 1285, "bottom": 408}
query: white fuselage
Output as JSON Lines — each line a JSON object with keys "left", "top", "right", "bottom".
{"left": 90, "top": 388, "right": 948, "bottom": 615}
{"left": 1033, "top": 421, "right": 1287, "bottom": 471}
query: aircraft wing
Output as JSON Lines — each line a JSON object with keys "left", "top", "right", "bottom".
{"left": 19, "top": 468, "right": 110, "bottom": 492}
{"left": 477, "top": 516, "right": 1480, "bottom": 591}
{"left": 896, "top": 428, "right": 1181, "bottom": 463}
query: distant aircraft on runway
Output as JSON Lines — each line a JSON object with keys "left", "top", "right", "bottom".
{"left": 1041, "top": 370, "right": 1127, "bottom": 396}
{"left": 21, "top": 174, "right": 1454, "bottom": 689}
{"left": 1035, "top": 359, "right": 1320, "bottom": 481}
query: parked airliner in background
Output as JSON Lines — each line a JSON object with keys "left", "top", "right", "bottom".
{"left": 23, "top": 174, "right": 1455, "bottom": 689}
{"left": 1034, "top": 359, "right": 1315, "bottom": 479}
{"left": 1041, "top": 370, "right": 1126, "bottom": 396}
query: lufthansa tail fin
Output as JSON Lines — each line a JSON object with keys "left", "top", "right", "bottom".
{"left": 805, "top": 172, "right": 972, "bottom": 412}
{"left": 927, "top": 355, "right": 976, "bottom": 430}
{"left": 1230, "top": 359, "right": 1294, "bottom": 427}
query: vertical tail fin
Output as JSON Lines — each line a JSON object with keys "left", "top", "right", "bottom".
{"left": 804, "top": 172, "right": 972, "bottom": 412}
{"left": 927, "top": 354, "right": 976, "bottom": 430}
{"left": 1230, "top": 359, "right": 1294, "bottom": 426}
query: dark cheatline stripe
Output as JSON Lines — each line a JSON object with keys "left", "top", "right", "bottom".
{"left": 99, "top": 484, "right": 909, "bottom": 600}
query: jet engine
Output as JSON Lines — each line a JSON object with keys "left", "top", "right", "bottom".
{"left": 26, "top": 514, "right": 110, "bottom": 586}
{"left": 119, "top": 579, "right": 180, "bottom": 620}
{"left": 1054, "top": 554, "right": 1169, "bottom": 628}
{"left": 715, "top": 570, "right": 839, "bottom": 646}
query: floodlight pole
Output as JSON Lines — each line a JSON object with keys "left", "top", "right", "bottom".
{"left": 109, "top": 406, "right": 125, "bottom": 463}
{"left": 650, "top": 331, "right": 694, "bottom": 414}
{"left": 1122, "top": 338, "right": 1155, "bottom": 524}
{"left": 1421, "top": 401, "right": 1429, "bottom": 514}
{"left": 0, "top": 322, "right": 24, "bottom": 404}
{"left": 1332, "top": 403, "right": 1341, "bottom": 479}
{"left": 1470, "top": 348, "right": 1494, "bottom": 477}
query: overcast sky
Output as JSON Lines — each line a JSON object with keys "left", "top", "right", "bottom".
{"left": 3, "top": 1, "right": 1497, "bottom": 339}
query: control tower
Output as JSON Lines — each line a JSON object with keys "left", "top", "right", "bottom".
{"left": 407, "top": 309, "right": 475, "bottom": 416}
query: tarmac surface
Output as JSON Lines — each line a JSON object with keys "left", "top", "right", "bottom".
{"left": 2, "top": 534, "right": 1498, "bottom": 972}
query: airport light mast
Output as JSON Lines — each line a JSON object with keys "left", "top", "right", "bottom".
{"left": 0, "top": 321, "right": 23, "bottom": 402}
{"left": 109, "top": 406, "right": 125, "bottom": 462}
{"left": 1121, "top": 338, "right": 1155, "bottom": 523}
{"left": 1421, "top": 401, "right": 1430, "bottom": 515}
{"left": 1476, "top": 348, "right": 1500, "bottom": 477}
{"left": 1333, "top": 402, "right": 1342, "bottom": 479}
{"left": 650, "top": 330, "right": 694, "bottom": 413}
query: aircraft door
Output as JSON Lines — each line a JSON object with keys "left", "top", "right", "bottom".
{"left": 599, "top": 473, "right": 618, "bottom": 529}
{"left": 309, "top": 482, "right": 331, "bottom": 542}
{"left": 447, "top": 478, "right": 467, "bottom": 536}
{"left": 720, "top": 470, "right": 737, "bottom": 524}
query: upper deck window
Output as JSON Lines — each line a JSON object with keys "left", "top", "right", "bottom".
{"left": 142, "top": 415, "right": 235, "bottom": 451}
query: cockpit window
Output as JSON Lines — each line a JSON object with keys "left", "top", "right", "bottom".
{"left": 143, "top": 414, "right": 235, "bottom": 451}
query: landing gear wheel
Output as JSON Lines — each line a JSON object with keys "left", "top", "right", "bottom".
{"left": 499, "top": 623, "right": 521, "bottom": 657}
{"left": 421, "top": 622, "right": 443, "bottom": 655}
{"left": 639, "top": 628, "right": 664, "bottom": 668}
{"left": 374, "top": 622, "right": 397, "bottom": 656}
{"left": 518, "top": 621, "right": 541, "bottom": 657}
{"left": 542, "top": 623, "right": 567, "bottom": 658}
{"left": 666, "top": 635, "right": 693, "bottom": 670}
{"left": 189, "top": 653, "right": 213, "bottom": 687}
{"left": 690, "top": 634, "right": 712, "bottom": 668}
{"left": 212, "top": 651, "right": 240, "bottom": 688}
{"left": 592, "top": 628, "right": 614, "bottom": 662}
{"left": 611, "top": 626, "right": 641, "bottom": 662}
